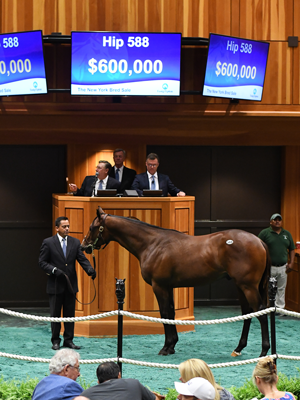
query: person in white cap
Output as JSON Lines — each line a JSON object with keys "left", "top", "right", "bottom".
{"left": 258, "top": 213, "right": 295, "bottom": 310}
{"left": 175, "top": 377, "right": 216, "bottom": 400}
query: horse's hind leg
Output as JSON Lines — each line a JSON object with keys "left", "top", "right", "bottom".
{"left": 234, "top": 286, "right": 269, "bottom": 357}
{"left": 152, "top": 284, "right": 178, "bottom": 355}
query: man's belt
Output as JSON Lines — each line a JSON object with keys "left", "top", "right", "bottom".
{"left": 273, "top": 264, "right": 287, "bottom": 267}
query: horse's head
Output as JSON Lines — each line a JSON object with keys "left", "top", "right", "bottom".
{"left": 80, "top": 206, "right": 108, "bottom": 254}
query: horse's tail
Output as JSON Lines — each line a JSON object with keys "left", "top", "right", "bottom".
{"left": 259, "top": 240, "right": 271, "bottom": 307}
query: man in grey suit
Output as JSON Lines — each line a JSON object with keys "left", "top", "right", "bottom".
{"left": 69, "top": 160, "right": 121, "bottom": 196}
{"left": 131, "top": 153, "right": 186, "bottom": 197}
{"left": 39, "top": 217, "right": 96, "bottom": 350}
{"left": 109, "top": 149, "right": 136, "bottom": 193}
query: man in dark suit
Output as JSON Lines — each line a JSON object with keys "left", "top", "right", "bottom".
{"left": 39, "top": 216, "right": 96, "bottom": 350}
{"left": 131, "top": 153, "right": 186, "bottom": 197}
{"left": 69, "top": 160, "right": 121, "bottom": 196}
{"left": 109, "top": 148, "right": 136, "bottom": 193}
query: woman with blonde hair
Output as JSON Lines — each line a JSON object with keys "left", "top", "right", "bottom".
{"left": 253, "top": 356, "right": 295, "bottom": 400}
{"left": 179, "top": 359, "right": 235, "bottom": 400}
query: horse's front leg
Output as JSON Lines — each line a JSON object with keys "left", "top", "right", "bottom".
{"left": 152, "top": 283, "right": 178, "bottom": 355}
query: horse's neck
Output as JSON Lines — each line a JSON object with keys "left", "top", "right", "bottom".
{"left": 106, "top": 217, "right": 155, "bottom": 259}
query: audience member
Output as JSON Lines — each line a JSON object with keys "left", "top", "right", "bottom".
{"left": 31, "top": 349, "right": 83, "bottom": 400}
{"left": 179, "top": 359, "right": 235, "bottom": 400}
{"left": 253, "top": 356, "right": 296, "bottom": 400}
{"left": 131, "top": 153, "right": 185, "bottom": 197}
{"left": 109, "top": 148, "right": 136, "bottom": 193}
{"left": 69, "top": 160, "right": 120, "bottom": 196}
{"left": 81, "top": 361, "right": 164, "bottom": 399}
{"left": 175, "top": 377, "right": 216, "bottom": 400}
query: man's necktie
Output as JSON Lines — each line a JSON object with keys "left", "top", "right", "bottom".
{"left": 151, "top": 177, "right": 155, "bottom": 190}
{"left": 62, "top": 238, "right": 67, "bottom": 257}
{"left": 99, "top": 180, "right": 103, "bottom": 190}
{"left": 115, "top": 168, "right": 120, "bottom": 182}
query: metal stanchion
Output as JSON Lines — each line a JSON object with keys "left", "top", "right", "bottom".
{"left": 268, "top": 277, "right": 277, "bottom": 364}
{"left": 115, "top": 278, "right": 126, "bottom": 374}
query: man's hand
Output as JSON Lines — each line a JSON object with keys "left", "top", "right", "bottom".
{"left": 54, "top": 268, "right": 65, "bottom": 277}
{"left": 88, "top": 269, "right": 97, "bottom": 280}
{"left": 177, "top": 191, "right": 186, "bottom": 197}
{"left": 286, "top": 264, "right": 293, "bottom": 274}
{"left": 69, "top": 183, "right": 78, "bottom": 193}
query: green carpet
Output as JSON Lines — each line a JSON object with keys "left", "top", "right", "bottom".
{"left": 0, "top": 306, "right": 299, "bottom": 394}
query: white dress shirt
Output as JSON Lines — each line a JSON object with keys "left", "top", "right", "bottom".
{"left": 147, "top": 171, "right": 159, "bottom": 190}
{"left": 57, "top": 233, "right": 68, "bottom": 250}
{"left": 92, "top": 176, "right": 109, "bottom": 196}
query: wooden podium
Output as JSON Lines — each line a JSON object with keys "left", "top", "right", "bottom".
{"left": 52, "top": 194, "right": 195, "bottom": 337}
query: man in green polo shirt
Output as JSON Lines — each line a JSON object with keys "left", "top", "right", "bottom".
{"left": 258, "top": 213, "right": 295, "bottom": 310}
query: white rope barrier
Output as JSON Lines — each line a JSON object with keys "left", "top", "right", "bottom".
{"left": 120, "top": 308, "right": 275, "bottom": 325}
{"left": 1, "top": 305, "right": 300, "bottom": 370}
{"left": 0, "top": 306, "right": 282, "bottom": 324}
{"left": 0, "top": 352, "right": 281, "bottom": 369}
{"left": 0, "top": 307, "right": 119, "bottom": 322}
{"left": 120, "top": 354, "right": 278, "bottom": 369}
{"left": 275, "top": 309, "right": 300, "bottom": 318}
{"left": 0, "top": 352, "right": 118, "bottom": 364}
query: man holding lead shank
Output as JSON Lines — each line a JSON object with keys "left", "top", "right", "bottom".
{"left": 39, "top": 216, "right": 96, "bottom": 350}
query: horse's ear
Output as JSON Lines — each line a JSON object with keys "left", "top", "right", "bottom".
{"left": 97, "top": 206, "right": 104, "bottom": 218}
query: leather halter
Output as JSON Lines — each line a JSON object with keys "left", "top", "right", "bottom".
{"left": 87, "top": 212, "right": 109, "bottom": 252}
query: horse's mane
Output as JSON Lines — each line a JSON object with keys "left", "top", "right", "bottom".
{"left": 107, "top": 214, "right": 185, "bottom": 235}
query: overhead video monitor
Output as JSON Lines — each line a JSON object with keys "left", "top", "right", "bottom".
{"left": 71, "top": 31, "right": 181, "bottom": 96}
{"left": 203, "top": 33, "right": 269, "bottom": 101}
{"left": 0, "top": 30, "right": 47, "bottom": 96}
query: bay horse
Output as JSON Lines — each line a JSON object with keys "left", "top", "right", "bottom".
{"left": 81, "top": 206, "right": 270, "bottom": 357}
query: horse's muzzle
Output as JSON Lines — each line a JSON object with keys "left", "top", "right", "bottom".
{"left": 80, "top": 244, "right": 92, "bottom": 254}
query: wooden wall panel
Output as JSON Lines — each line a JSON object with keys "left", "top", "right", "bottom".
{"left": 269, "top": 0, "right": 293, "bottom": 41}
{"left": 293, "top": 46, "right": 300, "bottom": 105}
{"left": 56, "top": 0, "right": 232, "bottom": 37}
{"left": 1, "top": 0, "right": 57, "bottom": 34}
{"left": 240, "top": 0, "right": 270, "bottom": 40}
{"left": 259, "top": 42, "right": 292, "bottom": 105}
{"left": 2, "top": 0, "right": 291, "bottom": 40}
{"left": 294, "top": 1, "right": 300, "bottom": 38}
{"left": 240, "top": 0, "right": 293, "bottom": 41}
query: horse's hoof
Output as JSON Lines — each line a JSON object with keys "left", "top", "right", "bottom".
{"left": 158, "top": 348, "right": 175, "bottom": 356}
{"left": 231, "top": 350, "right": 242, "bottom": 357}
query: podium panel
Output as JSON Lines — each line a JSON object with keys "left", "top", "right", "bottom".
{"left": 53, "top": 195, "right": 195, "bottom": 336}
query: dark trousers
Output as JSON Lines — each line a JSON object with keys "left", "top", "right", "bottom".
{"left": 49, "top": 291, "right": 76, "bottom": 344}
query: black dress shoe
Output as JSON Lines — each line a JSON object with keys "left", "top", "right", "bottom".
{"left": 63, "top": 342, "right": 81, "bottom": 350}
{"left": 52, "top": 343, "right": 60, "bottom": 350}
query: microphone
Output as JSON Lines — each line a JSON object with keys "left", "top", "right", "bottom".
{"left": 92, "top": 171, "right": 99, "bottom": 196}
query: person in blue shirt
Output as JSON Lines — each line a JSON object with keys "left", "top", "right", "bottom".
{"left": 32, "top": 349, "right": 83, "bottom": 400}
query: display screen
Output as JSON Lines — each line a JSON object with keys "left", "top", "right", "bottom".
{"left": 203, "top": 33, "right": 269, "bottom": 101}
{"left": 0, "top": 30, "right": 47, "bottom": 96}
{"left": 71, "top": 31, "right": 181, "bottom": 96}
